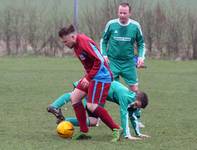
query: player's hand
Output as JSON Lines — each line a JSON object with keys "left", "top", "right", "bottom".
{"left": 126, "top": 136, "right": 141, "bottom": 141}
{"left": 138, "top": 134, "right": 151, "bottom": 139}
{"left": 103, "top": 56, "right": 109, "bottom": 64}
{"left": 81, "top": 77, "right": 89, "bottom": 88}
{"left": 137, "top": 57, "right": 145, "bottom": 68}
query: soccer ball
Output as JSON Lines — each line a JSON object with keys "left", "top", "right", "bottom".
{"left": 56, "top": 121, "right": 74, "bottom": 138}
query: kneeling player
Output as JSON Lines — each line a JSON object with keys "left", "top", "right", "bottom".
{"left": 47, "top": 81, "right": 150, "bottom": 140}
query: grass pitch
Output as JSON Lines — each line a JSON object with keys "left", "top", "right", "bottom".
{"left": 0, "top": 56, "right": 197, "bottom": 150}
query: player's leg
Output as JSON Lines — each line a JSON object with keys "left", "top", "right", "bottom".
{"left": 47, "top": 92, "right": 71, "bottom": 124}
{"left": 134, "top": 109, "right": 145, "bottom": 128}
{"left": 121, "top": 62, "right": 139, "bottom": 93}
{"left": 108, "top": 59, "right": 121, "bottom": 81}
{"left": 66, "top": 105, "right": 99, "bottom": 126}
{"left": 70, "top": 88, "right": 88, "bottom": 133}
{"left": 50, "top": 93, "right": 71, "bottom": 108}
{"left": 71, "top": 81, "right": 92, "bottom": 140}
{"left": 65, "top": 117, "right": 98, "bottom": 126}
{"left": 86, "top": 81, "right": 122, "bottom": 142}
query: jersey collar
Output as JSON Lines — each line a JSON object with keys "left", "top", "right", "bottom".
{"left": 118, "top": 18, "right": 130, "bottom": 26}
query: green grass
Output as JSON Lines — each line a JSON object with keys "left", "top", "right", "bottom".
{"left": 0, "top": 56, "right": 197, "bottom": 150}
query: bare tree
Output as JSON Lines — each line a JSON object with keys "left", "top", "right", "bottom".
{"left": 2, "top": 8, "right": 12, "bottom": 55}
{"left": 142, "top": 9, "right": 154, "bottom": 55}
{"left": 26, "top": 8, "right": 39, "bottom": 54}
{"left": 81, "top": 5, "right": 100, "bottom": 40}
{"left": 0, "top": 0, "right": 196, "bottom": 59}
{"left": 165, "top": 8, "right": 185, "bottom": 58}
{"left": 187, "top": 12, "right": 197, "bottom": 59}
{"left": 12, "top": 8, "right": 25, "bottom": 55}
{"left": 81, "top": 0, "right": 119, "bottom": 40}
{"left": 153, "top": 2, "right": 166, "bottom": 57}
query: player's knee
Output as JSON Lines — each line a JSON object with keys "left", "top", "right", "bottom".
{"left": 89, "top": 117, "right": 99, "bottom": 126}
{"left": 70, "top": 90, "right": 85, "bottom": 105}
{"left": 70, "top": 93, "right": 78, "bottom": 105}
{"left": 70, "top": 93, "right": 75, "bottom": 104}
{"left": 87, "top": 103, "right": 98, "bottom": 112}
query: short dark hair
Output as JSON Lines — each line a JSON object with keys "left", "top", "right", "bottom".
{"left": 137, "top": 91, "right": 149, "bottom": 108}
{"left": 119, "top": 2, "right": 131, "bottom": 11}
{"left": 58, "top": 24, "right": 75, "bottom": 38}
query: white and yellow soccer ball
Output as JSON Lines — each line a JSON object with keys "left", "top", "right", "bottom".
{"left": 56, "top": 121, "right": 74, "bottom": 138}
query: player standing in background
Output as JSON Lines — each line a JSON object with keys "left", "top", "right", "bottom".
{"left": 52, "top": 24, "right": 122, "bottom": 142}
{"left": 100, "top": 2, "right": 146, "bottom": 127}
{"left": 100, "top": 2, "right": 146, "bottom": 92}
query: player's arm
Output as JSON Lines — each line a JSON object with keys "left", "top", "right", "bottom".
{"left": 129, "top": 110, "right": 150, "bottom": 139}
{"left": 82, "top": 41, "right": 103, "bottom": 81}
{"left": 119, "top": 101, "right": 142, "bottom": 140}
{"left": 120, "top": 108, "right": 131, "bottom": 138}
{"left": 118, "top": 96, "right": 133, "bottom": 138}
{"left": 129, "top": 110, "right": 142, "bottom": 136}
{"left": 135, "top": 23, "right": 146, "bottom": 67}
{"left": 136, "top": 23, "right": 145, "bottom": 59}
{"left": 100, "top": 22, "right": 111, "bottom": 57}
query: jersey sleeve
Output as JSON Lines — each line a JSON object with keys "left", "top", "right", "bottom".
{"left": 119, "top": 96, "right": 132, "bottom": 137}
{"left": 100, "top": 22, "right": 111, "bottom": 56}
{"left": 81, "top": 40, "right": 103, "bottom": 81}
{"left": 136, "top": 23, "right": 146, "bottom": 60}
{"left": 129, "top": 110, "right": 141, "bottom": 136}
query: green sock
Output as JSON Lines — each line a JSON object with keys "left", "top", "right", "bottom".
{"left": 51, "top": 93, "right": 71, "bottom": 108}
{"left": 65, "top": 117, "right": 79, "bottom": 126}
{"left": 65, "top": 117, "right": 91, "bottom": 126}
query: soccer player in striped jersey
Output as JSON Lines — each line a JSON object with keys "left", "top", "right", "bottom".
{"left": 47, "top": 81, "right": 150, "bottom": 140}
{"left": 55, "top": 25, "right": 122, "bottom": 142}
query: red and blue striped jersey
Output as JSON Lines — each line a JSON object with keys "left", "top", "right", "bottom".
{"left": 74, "top": 34, "right": 113, "bottom": 82}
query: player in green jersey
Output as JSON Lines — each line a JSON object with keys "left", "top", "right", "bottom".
{"left": 100, "top": 2, "right": 146, "bottom": 127}
{"left": 100, "top": 2, "right": 146, "bottom": 92}
{"left": 47, "top": 81, "right": 150, "bottom": 140}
